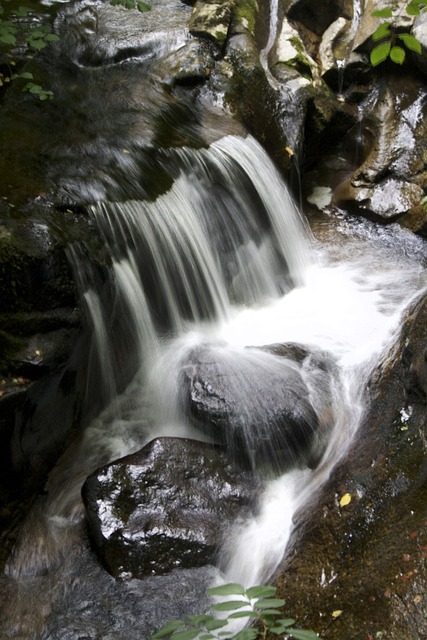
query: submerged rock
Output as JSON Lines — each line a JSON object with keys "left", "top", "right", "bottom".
{"left": 180, "top": 343, "right": 337, "bottom": 473}
{"left": 82, "top": 437, "right": 259, "bottom": 579}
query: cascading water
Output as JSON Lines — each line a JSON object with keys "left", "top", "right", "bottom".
{"left": 2, "top": 132, "right": 426, "bottom": 638}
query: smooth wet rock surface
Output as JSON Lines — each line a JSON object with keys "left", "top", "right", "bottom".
{"left": 275, "top": 291, "right": 427, "bottom": 639}
{"left": 82, "top": 437, "right": 260, "bottom": 578}
{"left": 180, "top": 343, "right": 337, "bottom": 473}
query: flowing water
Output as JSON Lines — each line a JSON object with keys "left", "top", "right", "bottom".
{"left": 1, "top": 131, "right": 427, "bottom": 637}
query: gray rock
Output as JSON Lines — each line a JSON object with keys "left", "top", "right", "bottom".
{"left": 189, "top": 1, "right": 232, "bottom": 46}
{"left": 82, "top": 437, "right": 259, "bottom": 578}
{"left": 179, "top": 343, "right": 336, "bottom": 473}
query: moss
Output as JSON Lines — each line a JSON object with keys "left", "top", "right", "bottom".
{"left": 232, "top": 0, "right": 258, "bottom": 36}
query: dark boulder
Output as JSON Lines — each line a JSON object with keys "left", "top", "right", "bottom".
{"left": 82, "top": 437, "right": 259, "bottom": 579}
{"left": 179, "top": 343, "right": 337, "bottom": 473}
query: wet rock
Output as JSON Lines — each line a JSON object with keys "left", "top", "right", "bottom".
{"left": 336, "top": 177, "right": 424, "bottom": 220}
{"left": 271, "top": 17, "right": 317, "bottom": 79}
{"left": 275, "top": 292, "right": 427, "bottom": 639}
{"left": 82, "top": 437, "right": 259, "bottom": 578}
{"left": 334, "top": 79, "right": 427, "bottom": 220}
{"left": 189, "top": 1, "right": 232, "bottom": 47}
{"left": 179, "top": 343, "right": 337, "bottom": 473}
{"left": 286, "top": 0, "right": 352, "bottom": 37}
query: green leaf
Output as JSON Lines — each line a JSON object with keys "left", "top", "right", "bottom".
{"left": 370, "top": 41, "right": 391, "bottom": 65}
{"left": 44, "top": 33, "right": 60, "bottom": 42}
{"left": 406, "top": 3, "right": 421, "bottom": 14}
{"left": 371, "top": 8, "right": 393, "bottom": 17}
{"left": 30, "top": 28, "right": 47, "bottom": 37}
{"left": 15, "top": 6, "right": 30, "bottom": 16}
{"left": 228, "top": 611, "right": 259, "bottom": 620}
{"left": 211, "top": 601, "right": 248, "bottom": 612}
{"left": 233, "top": 630, "right": 259, "bottom": 640}
{"left": 204, "top": 619, "right": 229, "bottom": 632}
{"left": 137, "top": 1, "right": 151, "bottom": 11}
{"left": 199, "top": 635, "right": 214, "bottom": 640}
{"left": 0, "top": 31, "right": 16, "bottom": 44}
{"left": 398, "top": 33, "right": 422, "bottom": 53}
{"left": 268, "top": 619, "right": 296, "bottom": 633}
{"left": 208, "top": 584, "right": 246, "bottom": 597}
{"left": 259, "top": 609, "right": 283, "bottom": 616}
{"left": 390, "top": 45, "right": 406, "bottom": 64}
{"left": 28, "top": 38, "right": 46, "bottom": 49}
{"left": 152, "top": 620, "right": 186, "bottom": 639}
{"left": 170, "top": 630, "right": 199, "bottom": 640}
{"left": 187, "top": 615, "right": 213, "bottom": 626}
{"left": 254, "top": 598, "right": 285, "bottom": 610}
{"left": 12, "top": 71, "right": 33, "bottom": 79}
{"left": 407, "top": 0, "right": 426, "bottom": 15}
{"left": 287, "top": 630, "right": 319, "bottom": 640}
{"left": 372, "top": 22, "right": 391, "bottom": 41}
{"left": 245, "top": 586, "right": 277, "bottom": 599}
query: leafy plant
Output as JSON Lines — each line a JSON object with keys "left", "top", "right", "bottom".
{"left": 370, "top": 0, "right": 425, "bottom": 66}
{"left": 0, "top": 0, "right": 60, "bottom": 98}
{"left": 151, "top": 583, "right": 320, "bottom": 640}
{"left": 0, "top": 0, "right": 151, "bottom": 99}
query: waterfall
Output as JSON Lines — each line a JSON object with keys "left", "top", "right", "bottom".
{"left": 2, "top": 131, "right": 426, "bottom": 638}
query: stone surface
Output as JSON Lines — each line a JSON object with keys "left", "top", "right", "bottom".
{"left": 275, "top": 291, "right": 427, "bottom": 639}
{"left": 189, "top": 1, "right": 232, "bottom": 46}
{"left": 180, "top": 343, "right": 338, "bottom": 473}
{"left": 286, "top": 0, "right": 352, "bottom": 36}
{"left": 82, "top": 437, "right": 259, "bottom": 578}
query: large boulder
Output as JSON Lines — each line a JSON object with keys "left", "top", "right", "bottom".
{"left": 275, "top": 291, "right": 427, "bottom": 639}
{"left": 82, "top": 437, "right": 259, "bottom": 579}
{"left": 179, "top": 343, "right": 338, "bottom": 473}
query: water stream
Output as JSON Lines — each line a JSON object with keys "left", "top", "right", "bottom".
{"left": 1, "top": 127, "right": 426, "bottom": 638}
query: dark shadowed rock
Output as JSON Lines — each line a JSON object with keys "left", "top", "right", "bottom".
{"left": 82, "top": 437, "right": 259, "bottom": 579}
{"left": 180, "top": 343, "right": 337, "bottom": 473}
{"left": 286, "top": 0, "right": 352, "bottom": 36}
{"left": 275, "top": 291, "right": 427, "bottom": 639}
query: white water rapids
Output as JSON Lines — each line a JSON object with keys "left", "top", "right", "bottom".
{"left": 3, "top": 134, "right": 427, "bottom": 637}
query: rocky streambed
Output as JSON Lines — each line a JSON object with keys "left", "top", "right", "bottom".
{"left": 1, "top": 1, "right": 427, "bottom": 639}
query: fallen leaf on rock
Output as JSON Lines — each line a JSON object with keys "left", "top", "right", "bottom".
{"left": 339, "top": 493, "right": 351, "bottom": 507}
{"left": 332, "top": 610, "right": 343, "bottom": 619}
{"left": 414, "top": 595, "right": 422, "bottom": 605}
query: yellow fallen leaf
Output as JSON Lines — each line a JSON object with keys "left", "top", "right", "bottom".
{"left": 284, "top": 146, "right": 294, "bottom": 157}
{"left": 332, "top": 610, "right": 343, "bottom": 618}
{"left": 339, "top": 493, "right": 352, "bottom": 507}
{"left": 35, "top": 349, "right": 41, "bottom": 356}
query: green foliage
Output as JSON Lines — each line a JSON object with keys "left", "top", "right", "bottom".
{"left": 0, "top": 0, "right": 151, "bottom": 100}
{"left": 370, "top": 0, "right": 425, "bottom": 67}
{"left": 0, "top": 0, "right": 59, "bottom": 99}
{"left": 151, "top": 584, "right": 321, "bottom": 640}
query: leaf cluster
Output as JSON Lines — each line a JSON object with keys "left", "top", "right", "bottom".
{"left": 370, "top": 1, "right": 425, "bottom": 66}
{"left": 0, "top": 0, "right": 59, "bottom": 98}
{"left": 152, "top": 584, "right": 320, "bottom": 640}
{"left": 0, "top": 0, "right": 151, "bottom": 99}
